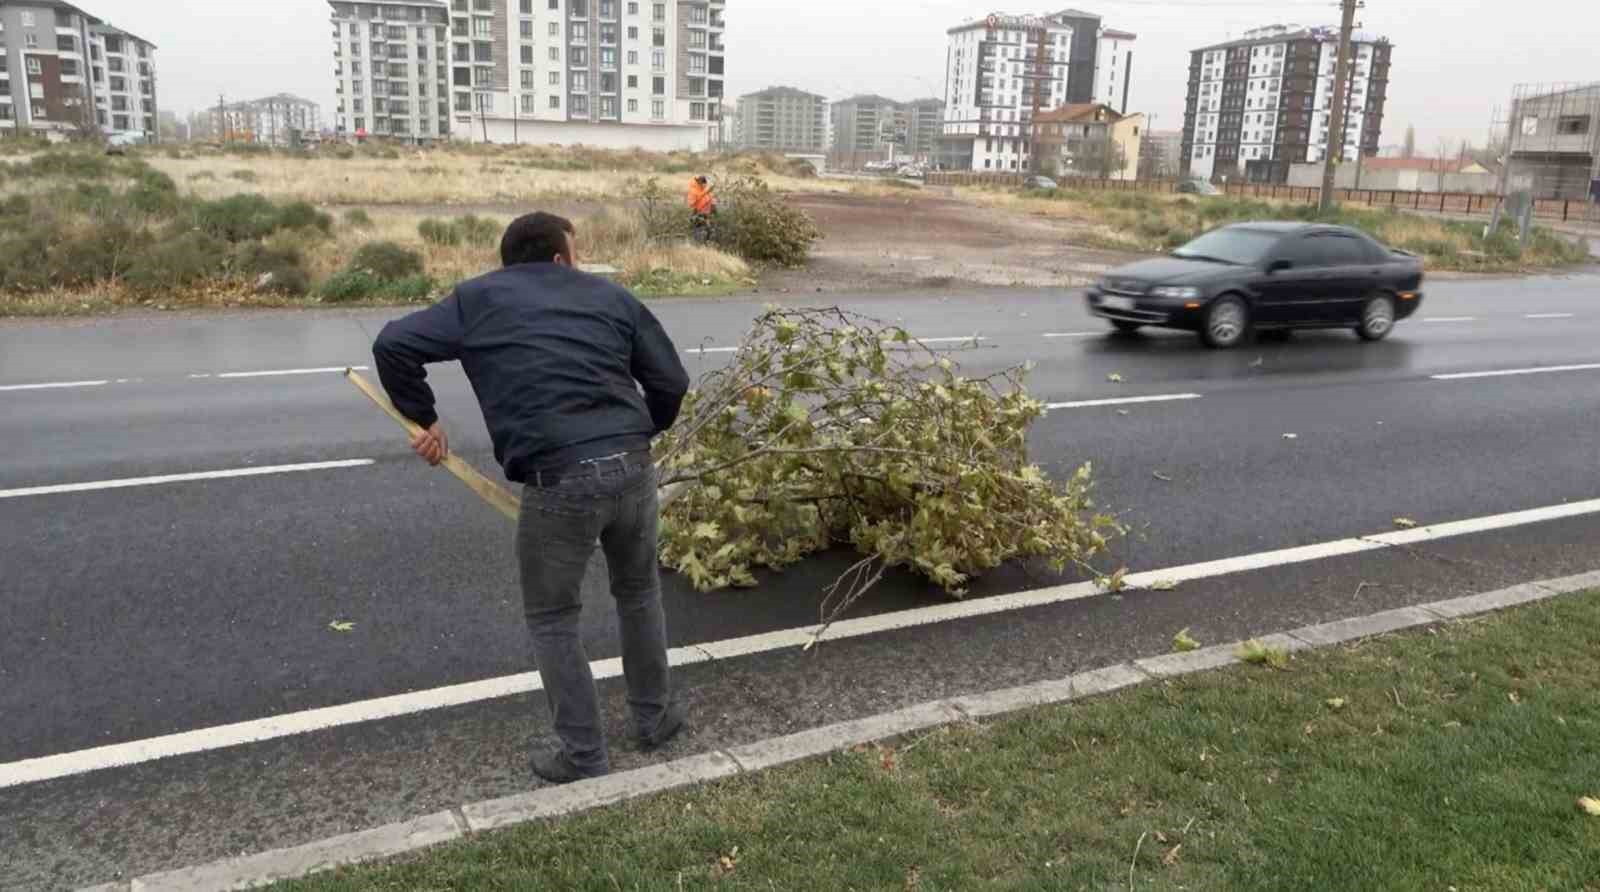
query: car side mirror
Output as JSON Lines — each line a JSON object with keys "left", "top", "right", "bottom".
{"left": 1267, "top": 259, "right": 1293, "bottom": 273}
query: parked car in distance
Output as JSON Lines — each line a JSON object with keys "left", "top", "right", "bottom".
{"left": 1176, "top": 178, "right": 1220, "bottom": 196}
{"left": 1085, "top": 222, "right": 1425, "bottom": 348}
{"left": 104, "top": 132, "right": 147, "bottom": 156}
{"left": 1023, "top": 175, "right": 1058, "bottom": 191}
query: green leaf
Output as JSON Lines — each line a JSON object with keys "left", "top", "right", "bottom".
{"left": 1172, "top": 628, "right": 1200, "bottom": 652}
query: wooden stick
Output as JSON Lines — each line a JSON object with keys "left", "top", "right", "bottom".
{"left": 344, "top": 368, "right": 522, "bottom": 521}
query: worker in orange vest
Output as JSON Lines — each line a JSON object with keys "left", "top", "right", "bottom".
{"left": 686, "top": 175, "right": 716, "bottom": 241}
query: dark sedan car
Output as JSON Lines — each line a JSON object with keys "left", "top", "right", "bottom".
{"left": 1085, "top": 222, "right": 1425, "bottom": 348}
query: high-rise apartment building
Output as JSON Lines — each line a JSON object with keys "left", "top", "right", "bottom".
{"left": 212, "top": 94, "right": 324, "bottom": 147}
{"left": 939, "top": 9, "right": 1136, "bottom": 173}
{"left": 329, "top": 0, "right": 725, "bottom": 149}
{"left": 735, "top": 86, "right": 825, "bottom": 153}
{"left": 0, "top": 1, "right": 157, "bottom": 141}
{"left": 1181, "top": 24, "right": 1392, "bottom": 184}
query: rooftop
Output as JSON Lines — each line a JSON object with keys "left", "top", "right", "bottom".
{"left": 740, "top": 86, "right": 827, "bottom": 102}
{"left": 1193, "top": 25, "right": 1390, "bottom": 53}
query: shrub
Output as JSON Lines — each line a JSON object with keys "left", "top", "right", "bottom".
{"left": 317, "top": 269, "right": 436, "bottom": 303}
{"left": 27, "top": 153, "right": 116, "bottom": 180}
{"left": 0, "top": 194, "right": 31, "bottom": 231}
{"left": 123, "top": 231, "right": 228, "bottom": 293}
{"left": 189, "top": 171, "right": 217, "bottom": 181}
{"left": 128, "top": 169, "right": 181, "bottom": 215}
{"left": 276, "top": 200, "right": 333, "bottom": 235}
{"left": 332, "top": 146, "right": 356, "bottom": 160}
{"left": 49, "top": 220, "right": 149, "bottom": 287}
{"left": 711, "top": 176, "right": 820, "bottom": 267}
{"left": 0, "top": 227, "right": 58, "bottom": 290}
{"left": 317, "top": 269, "right": 383, "bottom": 302}
{"left": 195, "top": 194, "right": 283, "bottom": 242}
{"left": 418, "top": 217, "right": 463, "bottom": 247}
{"left": 457, "top": 214, "right": 500, "bottom": 247}
{"left": 230, "top": 169, "right": 259, "bottom": 183}
{"left": 343, "top": 208, "right": 374, "bottom": 228}
{"left": 350, "top": 241, "right": 425, "bottom": 280}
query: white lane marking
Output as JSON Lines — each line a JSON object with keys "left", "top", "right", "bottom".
{"left": 1042, "top": 331, "right": 1101, "bottom": 338}
{"left": 1047, "top": 393, "right": 1203, "bottom": 410}
{"left": 907, "top": 336, "right": 987, "bottom": 345}
{"left": 1525, "top": 313, "right": 1575, "bottom": 319}
{"left": 9, "top": 492, "right": 1600, "bottom": 788}
{"left": 1431, "top": 363, "right": 1600, "bottom": 381}
{"left": 0, "top": 460, "right": 376, "bottom": 500}
{"left": 212, "top": 366, "right": 368, "bottom": 379}
{"left": 0, "top": 380, "right": 109, "bottom": 392}
{"left": 1422, "top": 316, "right": 1476, "bottom": 323}
{"left": 684, "top": 346, "right": 738, "bottom": 355}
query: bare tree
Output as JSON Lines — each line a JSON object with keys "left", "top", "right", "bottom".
{"left": 1434, "top": 136, "right": 1452, "bottom": 191}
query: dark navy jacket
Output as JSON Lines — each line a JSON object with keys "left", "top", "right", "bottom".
{"left": 372, "top": 263, "right": 689, "bottom": 483}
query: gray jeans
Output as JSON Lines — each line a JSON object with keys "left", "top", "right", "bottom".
{"left": 518, "top": 456, "right": 671, "bottom": 775}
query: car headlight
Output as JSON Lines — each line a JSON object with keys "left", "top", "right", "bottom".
{"left": 1149, "top": 286, "right": 1202, "bottom": 300}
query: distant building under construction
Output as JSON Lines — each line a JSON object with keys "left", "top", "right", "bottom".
{"left": 1501, "top": 82, "right": 1600, "bottom": 200}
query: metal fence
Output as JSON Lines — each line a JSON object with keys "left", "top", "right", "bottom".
{"left": 924, "top": 172, "right": 1599, "bottom": 223}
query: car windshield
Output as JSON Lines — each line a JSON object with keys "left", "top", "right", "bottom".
{"left": 1171, "top": 228, "right": 1280, "bottom": 265}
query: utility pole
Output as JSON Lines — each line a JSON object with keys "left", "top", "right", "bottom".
{"left": 1318, "top": 0, "right": 1359, "bottom": 213}
{"left": 217, "top": 93, "right": 228, "bottom": 143}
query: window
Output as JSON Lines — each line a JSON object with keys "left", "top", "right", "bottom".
{"left": 571, "top": 22, "right": 588, "bottom": 41}
{"left": 475, "top": 41, "right": 492, "bottom": 62}
{"left": 570, "top": 47, "right": 588, "bottom": 65}
{"left": 1557, "top": 115, "right": 1591, "bottom": 136}
{"left": 571, "top": 94, "right": 589, "bottom": 114}
{"left": 549, "top": 47, "right": 559, "bottom": 60}
{"left": 549, "top": 95, "right": 560, "bottom": 108}
{"left": 549, "top": 22, "right": 558, "bottom": 36}
{"left": 651, "top": 98, "right": 663, "bottom": 118}
{"left": 690, "top": 101, "right": 705, "bottom": 121}
{"left": 520, "top": 21, "right": 533, "bottom": 39}
{"left": 628, "top": 1, "right": 638, "bottom": 12}
{"left": 473, "top": 66, "right": 492, "bottom": 86}
{"left": 521, "top": 70, "right": 534, "bottom": 88}
{"left": 25, "top": 34, "right": 38, "bottom": 48}
{"left": 26, "top": 58, "right": 42, "bottom": 75}
{"left": 627, "top": 26, "right": 638, "bottom": 39}
{"left": 653, "top": 3, "right": 665, "bottom": 21}
{"left": 627, "top": 74, "right": 637, "bottom": 88}
{"left": 599, "top": 97, "right": 616, "bottom": 117}
{"left": 688, "top": 54, "right": 705, "bottom": 73}
{"left": 473, "top": 17, "right": 492, "bottom": 37}
{"left": 521, "top": 0, "right": 533, "bottom": 11}
{"left": 522, "top": 94, "right": 536, "bottom": 112}
{"left": 627, "top": 50, "right": 637, "bottom": 64}
{"left": 600, "top": 24, "right": 617, "bottom": 44}
{"left": 651, "top": 49, "right": 665, "bottom": 69}
{"left": 456, "top": 92, "right": 472, "bottom": 111}
{"left": 548, "top": 71, "right": 559, "bottom": 85}
{"left": 521, "top": 46, "right": 534, "bottom": 63}
{"left": 600, "top": 48, "right": 617, "bottom": 67}
{"left": 652, "top": 75, "right": 664, "bottom": 95}
{"left": 571, "top": 71, "right": 588, "bottom": 91}
{"left": 652, "top": 27, "right": 665, "bottom": 47}
{"left": 627, "top": 98, "right": 637, "bottom": 112}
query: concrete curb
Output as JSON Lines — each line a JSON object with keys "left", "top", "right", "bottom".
{"left": 81, "top": 574, "right": 1594, "bottom": 891}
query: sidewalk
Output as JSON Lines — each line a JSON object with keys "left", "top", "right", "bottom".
{"left": 93, "top": 574, "right": 1600, "bottom": 892}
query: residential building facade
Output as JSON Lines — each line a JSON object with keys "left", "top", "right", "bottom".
{"left": 939, "top": 9, "right": 1137, "bottom": 173}
{"left": 212, "top": 94, "right": 323, "bottom": 146}
{"left": 1504, "top": 82, "right": 1599, "bottom": 199}
{"left": 1139, "top": 127, "right": 1183, "bottom": 179}
{"left": 0, "top": 1, "right": 157, "bottom": 141}
{"left": 1181, "top": 23, "right": 1393, "bottom": 184}
{"left": 735, "top": 85, "right": 825, "bottom": 152}
{"left": 1035, "top": 102, "right": 1142, "bottom": 180}
{"left": 329, "top": 0, "right": 725, "bottom": 150}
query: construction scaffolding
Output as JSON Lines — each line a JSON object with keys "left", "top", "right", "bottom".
{"left": 1491, "top": 82, "right": 1600, "bottom": 208}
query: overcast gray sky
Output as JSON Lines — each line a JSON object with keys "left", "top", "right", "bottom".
{"left": 124, "top": 0, "right": 1593, "bottom": 151}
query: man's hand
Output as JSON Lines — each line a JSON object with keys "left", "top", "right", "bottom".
{"left": 411, "top": 421, "right": 449, "bottom": 466}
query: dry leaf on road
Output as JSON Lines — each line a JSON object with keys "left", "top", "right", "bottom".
{"left": 1162, "top": 844, "right": 1183, "bottom": 866}
{"left": 1152, "top": 471, "right": 1173, "bottom": 482}
{"left": 1107, "top": 372, "right": 1124, "bottom": 383}
{"left": 328, "top": 620, "right": 355, "bottom": 632}
{"left": 1393, "top": 517, "right": 1419, "bottom": 529}
{"left": 1172, "top": 628, "right": 1200, "bottom": 652}
{"left": 1151, "top": 579, "right": 1179, "bottom": 591}
{"left": 1325, "top": 697, "right": 1347, "bottom": 710}
{"left": 1579, "top": 796, "right": 1600, "bottom": 816}
{"left": 1282, "top": 433, "right": 1299, "bottom": 440}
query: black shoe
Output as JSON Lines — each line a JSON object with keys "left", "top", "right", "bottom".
{"left": 530, "top": 749, "right": 605, "bottom": 785}
{"left": 637, "top": 705, "right": 686, "bottom": 752}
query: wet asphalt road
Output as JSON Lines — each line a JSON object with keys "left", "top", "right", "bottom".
{"left": 5, "top": 271, "right": 1600, "bottom": 888}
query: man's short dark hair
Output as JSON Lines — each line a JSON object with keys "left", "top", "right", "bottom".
{"left": 500, "top": 212, "right": 575, "bottom": 267}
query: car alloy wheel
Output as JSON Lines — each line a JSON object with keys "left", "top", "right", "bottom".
{"left": 1358, "top": 294, "right": 1396, "bottom": 341}
{"left": 1203, "top": 297, "right": 1247, "bottom": 349}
